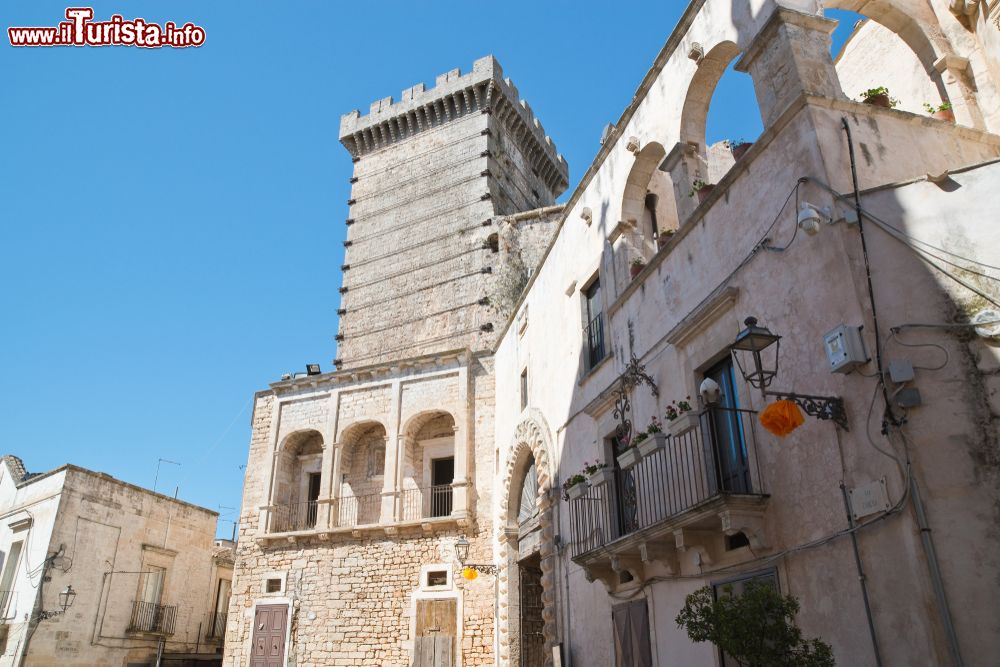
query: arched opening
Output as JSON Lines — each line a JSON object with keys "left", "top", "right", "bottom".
{"left": 615, "top": 141, "right": 672, "bottom": 289}
{"left": 271, "top": 429, "right": 324, "bottom": 532}
{"left": 497, "top": 419, "right": 556, "bottom": 667}
{"left": 337, "top": 421, "right": 387, "bottom": 526}
{"left": 667, "top": 41, "right": 763, "bottom": 224}
{"left": 828, "top": 6, "right": 950, "bottom": 116}
{"left": 400, "top": 410, "right": 456, "bottom": 521}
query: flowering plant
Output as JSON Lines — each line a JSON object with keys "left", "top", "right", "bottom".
{"left": 664, "top": 396, "right": 694, "bottom": 421}
{"left": 630, "top": 257, "right": 646, "bottom": 269}
{"left": 583, "top": 461, "right": 607, "bottom": 476}
{"left": 646, "top": 417, "right": 663, "bottom": 435}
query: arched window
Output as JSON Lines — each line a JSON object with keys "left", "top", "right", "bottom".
{"left": 517, "top": 456, "right": 538, "bottom": 526}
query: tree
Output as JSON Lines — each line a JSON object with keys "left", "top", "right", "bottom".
{"left": 675, "top": 580, "right": 835, "bottom": 667}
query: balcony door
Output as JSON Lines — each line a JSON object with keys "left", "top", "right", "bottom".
{"left": 305, "top": 472, "right": 321, "bottom": 528}
{"left": 704, "top": 358, "right": 750, "bottom": 494}
{"left": 430, "top": 457, "right": 454, "bottom": 517}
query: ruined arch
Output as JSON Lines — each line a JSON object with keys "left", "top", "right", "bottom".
{"left": 497, "top": 416, "right": 557, "bottom": 667}
{"left": 679, "top": 40, "right": 743, "bottom": 151}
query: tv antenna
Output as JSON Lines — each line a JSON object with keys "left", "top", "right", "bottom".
{"left": 153, "top": 458, "right": 181, "bottom": 493}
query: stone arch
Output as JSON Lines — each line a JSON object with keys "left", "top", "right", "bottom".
{"left": 823, "top": 0, "right": 948, "bottom": 95}
{"left": 271, "top": 429, "right": 324, "bottom": 532}
{"left": 400, "top": 410, "right": 457, "bottom": 520}
{"left": 679, "top": 40, "right": 743, "bottom": 151}
{"left": 497, "top": 416, "right": 557, "bottom": 667}
{"left": 337, "top": 420, "right": 388, "bottom": 526}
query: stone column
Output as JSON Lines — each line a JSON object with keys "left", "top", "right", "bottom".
{"left": 661, "top": 141, "right": 701, "bottom": 224}
{"left": 451, "top": 364, "right": 472, "bottom": 522}
{"left": 327, "top": 442, "right": 342, "bottom": 527}
{"left": 934, "top": 55, "right": 986, "bottom": 130}
{"left": 736, "top": 8, "right": 844, "bottom": 127}
{"left": 381, "top": 380, "right": 403, "bottom": 523}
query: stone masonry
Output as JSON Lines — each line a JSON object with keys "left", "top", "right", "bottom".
{"left": 227, "top": 56, "right": 568, "bottom": 667}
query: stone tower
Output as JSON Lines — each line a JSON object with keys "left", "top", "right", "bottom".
{"left": 336, "top": 55, "right": 568, "bottom": 369}
{"left": 226, "top": 56, "right": 567, "bottom": 667}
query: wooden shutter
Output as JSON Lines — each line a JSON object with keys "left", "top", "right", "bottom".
{"left": 612, "top": 600, "right": 652, "bottom": 667}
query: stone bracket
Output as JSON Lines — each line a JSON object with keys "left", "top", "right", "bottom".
{"left": 719, "top": 509, "right": 769, "bottom": 550}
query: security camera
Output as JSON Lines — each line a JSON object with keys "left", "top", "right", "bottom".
{"left": 797, "top": 203, "right": 831, "bottom": 236}
{"left": 699, "top": 377, "right": 721, "bottom": 404}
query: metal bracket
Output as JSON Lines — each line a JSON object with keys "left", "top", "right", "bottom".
{"left": 764, "top": 390, "right": 849, "bottom": 430}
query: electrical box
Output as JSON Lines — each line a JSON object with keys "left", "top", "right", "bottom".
{"left": 823, "top": 324, "right": 867, "bottom": 373}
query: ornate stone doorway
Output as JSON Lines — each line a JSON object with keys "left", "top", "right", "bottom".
{"left": 498, "top": 417, "right": 556, "bottom": 667}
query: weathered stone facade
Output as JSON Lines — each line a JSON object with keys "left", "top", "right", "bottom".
{"left": 227, "top": 57, "right": 566, "bottom": 667}
{"left": 0, "top": 457, "right": 231, "bottom": 667}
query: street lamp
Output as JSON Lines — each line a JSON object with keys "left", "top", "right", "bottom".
{"left": 37, "top": 585, "right": 77, "bottom": 621}
{"left": 453, "top": 537, "right": 497, "bottom": 580}
{"left": 58, "top": 585, "right": 76, "bottom": 612}
{"left": 730, "top": 317, "right": 849, "bottom": 430}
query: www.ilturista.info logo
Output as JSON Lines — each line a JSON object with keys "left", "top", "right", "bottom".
{"left": 8, "top": 8, "right": 205, "bottom": 48}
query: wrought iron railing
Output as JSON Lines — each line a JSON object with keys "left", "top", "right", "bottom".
{"left": 270, "top": 500, "right": 319, "bottom": 533}
{"left": 399, "top": 484, "right": 453, "bottom": 521}
{"left": 568, "top": 406, "right": 763, "bottom": 559}
{"left": 206, "top": 611, "right": 227, "bottom": 640}
{"left": 586, "top": 314, "right": 606, "bottom": 369}
{"left": 127, "top": 600, "right": 177, "bottom": 635}
{"left": 332, "top": 492, "right": 382, "bottom": 527}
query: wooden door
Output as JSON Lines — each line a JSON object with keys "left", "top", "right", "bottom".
{"left": 413, "top": 598, "right": 456, "bottom": 667}
{"left": 612, "top": 600, "right": 652, "bottom": 667}
{"left": 250, "top": 604, "right": 287, "bottom": 667}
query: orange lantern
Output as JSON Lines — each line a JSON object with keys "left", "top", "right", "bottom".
{"left": 759, "top": 399, "right": 805, "bottom": 437}
{"left": 461, "top": 567, "right": 479, "bottom": 581}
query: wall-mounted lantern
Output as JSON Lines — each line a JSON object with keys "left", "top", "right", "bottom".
{"left": 730, "top": 317, "right": 849, "bottom": 430}
{"left": 454, "top": 537, "right": 497, "bottom": 580}
{"left": 38, "top": 585, "right": 76, "bottom": 621}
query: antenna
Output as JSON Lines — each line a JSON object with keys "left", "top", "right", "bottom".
{"left": 153, "top": 458, "right": 181, "bottom": 493}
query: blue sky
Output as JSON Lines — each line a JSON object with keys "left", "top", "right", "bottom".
{"left": 1, "top": 2, "right": 861, "bottom": 536}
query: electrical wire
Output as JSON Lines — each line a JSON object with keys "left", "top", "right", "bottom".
{"left": 885, "top": 330, "right": 949, "bottom": 371}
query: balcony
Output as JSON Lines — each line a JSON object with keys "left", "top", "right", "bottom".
{"left": 400, "top": 484, "right": 453, "bottom": 521}
{"left": 205, "top": 611, "right": 227, "bottom": 641}
{"left": 260, "top": 485, "right": 459, "bottom": 545}
{"left": 568, "top": 407, "right": 768, "bottom": 586}
{"left": 271, "top": 500, "right": 319, "bottom": 533}
{"left": 127, "top": 600, "right": 177, "bottom": 635}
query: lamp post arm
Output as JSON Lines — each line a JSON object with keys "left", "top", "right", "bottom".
{"left": 763, "top": 390, "right": 849, "bottom": 431}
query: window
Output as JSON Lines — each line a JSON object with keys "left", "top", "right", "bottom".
{"left": 138, "top": 566, "right": 165, "bottom": 605}
{"left": 366, "top": 442, "right": 385, "bottom": 479}
{"left": 643, "top": 193, "right": 659, "bottom": 241}
{"left": 265, "top": 578, "right": 282, "bottom": 594}
{"left": 520, "top": 369, "right": 528, "bottom": 411}
{"left": 704, "top": 358, "right": 750, "bottom": 494}
{"left": 426, "top": 570, "right": 448, "bottom": 587}
{"left": 0, "top": 541, "right": 23, "bottom": 616}
{"left": 612, "top": 599, "right": 652, "bottom": 667}
{"left": 517, "top": 456, "right": 539, "bottom": 526}
{"left": 584, "top": 278, "right": 606, "bottom": 368}
{"left": 430, "top": 457, "right": 454, "bottom": 518}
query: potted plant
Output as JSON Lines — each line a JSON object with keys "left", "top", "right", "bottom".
{"left": 616, "top": 435, "right": 644, "bottom": 470}
{"left": 630, "top": 257, "right": 646, "bottom": 279}
{"left": 562, "top": 473, "right": 590, "bottom": 501}
{"left": 923, "top": 101, "right": 955, "bottom": 123}
{"left": 726, "top": 138, "right": 752, "bottom": 161}
{"left": 656, "top": 229, "right": 676, "bottom": 249}
{"left": 584, "top": 461, "right": 613, "bottom": 486}
{"left": 665, "top": 396, "right": 698, "bottom": 437}
{"left": 860, "top": 86, "right": 898, "bottom": 109}
{"left": 689, "top": 179, "right": 715, "bottom": 204}
{"left": 638, "top": 417, "right": 667, "bottom": 458}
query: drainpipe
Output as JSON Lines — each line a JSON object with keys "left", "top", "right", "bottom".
{"left": 839, "top": 482, "right": 882, "bottom": 666}
{"left": 840, "top": 117, "right": 964, "bottom": 667}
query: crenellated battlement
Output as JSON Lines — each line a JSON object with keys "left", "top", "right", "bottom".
{"left": 339, "top": 56, "right": 567, "bottom": 191}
